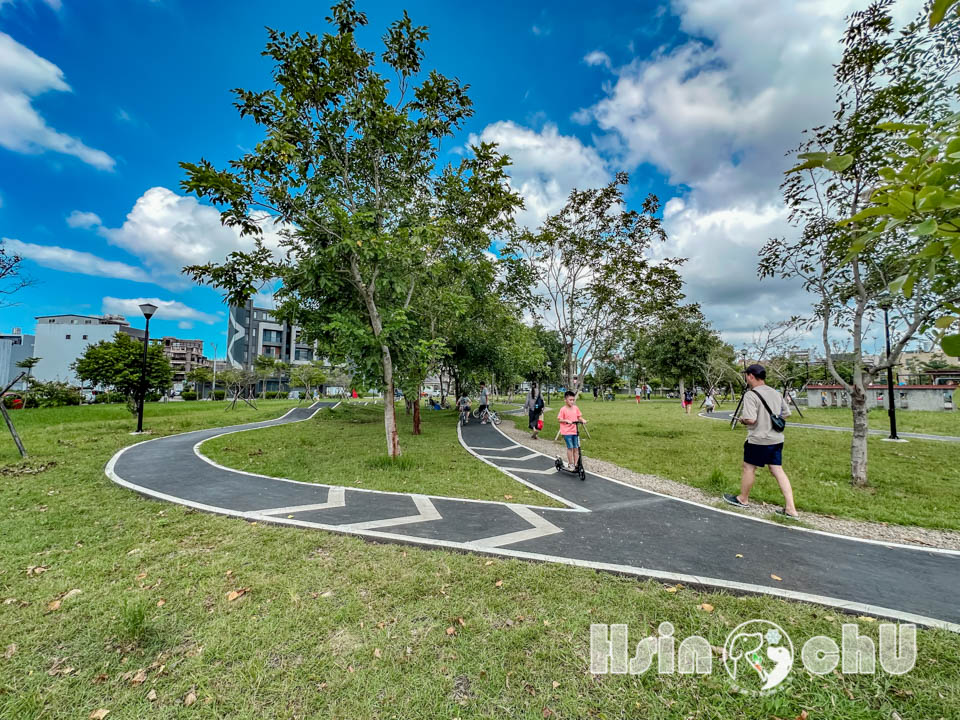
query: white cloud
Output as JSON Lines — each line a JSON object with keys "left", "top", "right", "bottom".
{"left": 571, "top": 0, "right": 925, "bottom": 342}
{"left": 468, "top": 121, "right": 609, "bottom": 229}
{"left": 583, "top": 50, "right": 612, "bottom": 69}
{"left": 0, "top": 32, "right": 114, "bottom": 170}
{"left": 97, "top": 186, "right": 287, "bottom": 286}
{"left": 101, "top": 297, "right": 219, "bottom": 325}
{"left": 66, "top": 210, "right": 102, "bottom": 228}
{"left": 3, "top": 237, "right": 154, "bottom": 284}
{"left": 0, "top": 0, "right": 61, "bottom": 10}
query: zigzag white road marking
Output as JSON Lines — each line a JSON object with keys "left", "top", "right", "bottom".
{"left": 471, "top": 505, "right": 562, "bottom": 548}
{"left": 481, "top": 452, "right": 539, "bottom": 461}
{"left": 336, "top": 494, "right": 441, "bottom": 531}
{"left": 500, "top": 466, "right": 561, "bottom": 475}
{"left": 256, "top": 486, "right": 346, "bottom": 516}
{"left": 472, "top": 445, "right": 521, "bottom": 451}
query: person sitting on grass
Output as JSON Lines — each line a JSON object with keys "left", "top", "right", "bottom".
{"left": 704, "top": 390, "right": 715, "bottom": 414}
{"left": 557, "top": 390, "right": 585, "bottom": 470}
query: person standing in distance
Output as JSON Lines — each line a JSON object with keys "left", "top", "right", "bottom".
{"left": 478, "top": 381, "right": 490, "bottom": 424}
{"left": 635, "top": 383, "right": 642, "bottom": 404}
{"left": 723, "top": 364, "right": 799, "bottom": 518}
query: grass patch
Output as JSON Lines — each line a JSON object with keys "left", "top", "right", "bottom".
{"left": 201, "top": 403, "right": 562, "bottom": 507}
{"left": 0, "top": 401, "right": 958, "bottom": 717}
{"left": 793, "top": 405, "right": 959, "bottom": 436}
{"left": 506, "top": 399, "right": 960, "bottom": 530}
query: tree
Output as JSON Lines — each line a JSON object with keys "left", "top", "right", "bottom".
{"left": 15, "top": 356, "right": 40, "bottom": 390}
{"left": 186, "top": 366, "right": 213, "bottom": 396}
{"left": 72, "top": 333, "right": 173, "bottom": 410}
{"left": 253, "top": 355, "right": 276, "bottom": 399}
{"left": 182, "top": 2, "right": 520, "bottom": 457}
{"left": 632, "top": 305, "right": 719, "bottom": 396}
{"left": 0, "top": 240, "right": 34, "bottom": 308}
{"left": 509, "top": 175, "right": 683, "bottom": 390}
{"left": 274, "top": 360, "right": 290, "bottom": 395}
{"left": 289, "top": 361, "right": 327, "bottom": 399}
{"left": 763, "top": 1, "right": 960, "bottom": 486}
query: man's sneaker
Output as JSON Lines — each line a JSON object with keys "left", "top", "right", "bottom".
{"left": 722, "top": 493, "right": 749, "bottom": 508}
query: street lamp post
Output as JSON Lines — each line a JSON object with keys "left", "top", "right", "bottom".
{"left": 882, "top": 305, "right": 900, "bottom": 441}
{"left": 211, "top": 341, "right": 218, "bottom": 401}
{"left": 136, "top": 303, "right": 158, "bottom": 433}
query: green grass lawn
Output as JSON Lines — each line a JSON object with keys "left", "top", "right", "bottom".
{"left": 1, "top": 401, "right": 958, "bottom": 718}
{"left": 511, "top": 398, "right": 960, "bottom": 531}
{"left": 201, "top": 403, "right": 562, "bottom": 507}
{"left": 790, "top": 405, "right": 960, "bottom": 436}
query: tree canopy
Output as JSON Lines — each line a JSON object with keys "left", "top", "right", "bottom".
{"left": 73, "top": 333, "right": 172, "bottom": 399}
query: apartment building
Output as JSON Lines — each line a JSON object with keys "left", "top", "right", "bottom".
{"left": 226, "top": 300, "right": 316, "bottom": 370}
{"left": 159, "top": 337, "right": 210, "bottom": 392}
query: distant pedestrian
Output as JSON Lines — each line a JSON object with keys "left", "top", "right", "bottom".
{"left": 703, "top": 391, "right": 715, "bottom": 414}
{"left": 682, "top": 388, "right": 694, "bottom": 415}
{"left": 644, "top": 383, "right": 652, "bottom": 400}
{"left": 723, "top": 364, "right": 798, "bottom": 519}
{"left": 593, "top": 385, "right": 599, "bottom": 401}
{"left": 634, "top": 384, "right": 642, "bottom": 404}
{"left": 478, "top": 381, "right": 490, "bottom": 424}
{"left": 524, "top": 385, "right": 545, "bottom": 439}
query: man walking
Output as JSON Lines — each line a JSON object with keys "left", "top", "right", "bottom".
{"left": 723, "top": 364, "right": 799, "bottom": 518}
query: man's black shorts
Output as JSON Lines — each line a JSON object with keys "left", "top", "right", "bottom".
{"left": 744, "top": 441, "right": 783, "bottom": 467}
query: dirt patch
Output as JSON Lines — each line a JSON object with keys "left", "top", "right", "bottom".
{"left": 0, "top": 461, "right": 57, "bottom": 477}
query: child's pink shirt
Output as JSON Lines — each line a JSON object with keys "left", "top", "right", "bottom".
{"left": 557, "top": 405, "right": 583, "bottom": 435}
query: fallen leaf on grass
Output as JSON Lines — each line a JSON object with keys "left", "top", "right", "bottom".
{"left": 698, "top": 603, "right": 714, "bottom": 612}
{"left": 484, "top": 560, "right": 494, "bottom": 566}
{"left": 26, "top": 565, "right": 49, "bottom": 577}
{"left": 184, "top": 690, "right": 197, "bottom": 707}
{"left": 3, "top": 644, "right": 16, "bottom": 659}
{"left": 542, "top": 708, "right": 555, "bottom": 718}
{"left": 796, "top": 711, "right": 809, "bottom": 720}
{"left": 131, "top": 669, "right": 147, "bottom": 686}
{"left": 446, "top": 626, "right": 456, "bottom": 636}
{"left": 147, "top": 689, "right": 157, "bottom": 702}
{"left": 857, "top": 615, "right": 876, "bottom": 622}
{"left": 457, "top": 617, "right": 466, "bottom": 627}
{"left": 89, "top": 710, "right": 109, "bottom": 719}
{"left": 91, "top": 674, "right": 108, "bottom": 684}
{"left": 735, "top": 554, "right": 743, "bottom": 558}
{"left": 373, "top": 648, "right": 382, "bottom": 658}
{"left": 665, "top": 586, "right": 678, "bottom": 593}
{"left": 552, "top": 680, "right": 560, "bottom": 689}
{"left": 156, "top": 599, "right": 166, "bottom": 607}
{"left": 226, "top": 588, "right": 249, "bottom": 602}
{"left": 136, "top": 573, "right": 147, "bottom": 581}
{"left": 504, "top": 495, "right": 513, "bottom": 500}
{"left": 494, "top": 580, "right": 503, "bottom": 588}
{"left": 770, "top": 574, "right": 783, "bottom": 582}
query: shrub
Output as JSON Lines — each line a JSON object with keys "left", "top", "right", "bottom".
{"left": 213, "top": 390, "right": 226, "bottom": 400}
{"left": 180, "top": 390, "right": 198, "bottom": 401}
{"left": 24, "top": 379, "right": 81, "bottom": 408}
{"left": 94, "top": 392, "right": 126, "bottom": 404}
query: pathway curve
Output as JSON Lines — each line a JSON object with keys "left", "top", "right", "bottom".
{"left": 704, "top": 409, "right": 960, "bottom": 442}
{"left": 105, "top": 401, "right": 960, "bottom": 631}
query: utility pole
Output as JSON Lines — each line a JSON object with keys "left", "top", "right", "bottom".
{"left": 883, "top": 305, "right": 900, "bottom": 440}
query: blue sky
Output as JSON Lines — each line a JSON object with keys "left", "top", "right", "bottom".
{"left": 0, "top": 0, "right": 925, "bottom": 356}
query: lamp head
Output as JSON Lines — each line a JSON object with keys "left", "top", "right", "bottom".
{"left": 139, "top": 303, "right": 158, "bottom": 320}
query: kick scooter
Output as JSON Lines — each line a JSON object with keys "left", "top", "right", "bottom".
{"left": 554, "top": 420, "right": 588, "bottom": 481}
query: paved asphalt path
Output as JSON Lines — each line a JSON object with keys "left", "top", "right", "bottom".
{"left": 106, "top": 401, "right": 960, "bottom": 631}
{"left": 705, "top": 409, "right": 960, "bottom": 443}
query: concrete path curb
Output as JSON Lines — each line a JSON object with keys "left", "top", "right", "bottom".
{"left": 105, "top": 402, "right": 960, "bottom": 631}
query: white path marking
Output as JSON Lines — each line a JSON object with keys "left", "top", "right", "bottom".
{"left": 472, "top": 505, "right": 562, "bottom": 548}
{"left": 472, "top": 445, "right": 521, "bottom": 451}
{"left": 481, "top": 452, "right": 539, "bottom": 461}
{"left": 256, "top": 486, "right": 346, "bottom": 516}
{"left": 336, "top": 495, "right": 441, "bottom": 531}
{"left": 500, "top": 466, "right": 560, "bottom": 476}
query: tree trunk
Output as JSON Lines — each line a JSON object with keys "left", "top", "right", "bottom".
{"left": 850, "top": 385, "right": 869, "bottom": 487}
{"left": 678, "top": 378, "right": 685, "bottom": 397}
{"left": 412, "top": 397, "right": 421, "bottom": 435}
{"left": 381, "top": 345, "right": 401, "bottom": 457}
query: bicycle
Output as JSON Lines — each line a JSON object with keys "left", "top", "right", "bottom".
{"left": 471, "top": 406, "right": 502, "bottom": 425}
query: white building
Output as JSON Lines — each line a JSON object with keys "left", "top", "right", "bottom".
{"left": 33, "top": 314, "right": 144, "bottom": 385}
{"left": 0, "top": 329, "right": 35, "bottom": 391}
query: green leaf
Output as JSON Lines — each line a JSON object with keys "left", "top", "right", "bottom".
{"left": 929, "top": 0, "right": 960, "bottom": 28}
{"left": 889, "top": 274, "right": 909, "bottom": 294}
{"left": 946, "top": 138, "right": 960, "bottom": 160}
{"left": 903, "top": 274, "right": 915, "bottom": 299}
{"left": 935, "top": 316, "right": 959, "bottom": 329}
{"left": 913, "top": 218, "right": 938, "bottom": 235}
{"left": 942, "top": 333, "right": 960, "bottom": 358}
{"left": 917, "top": 241, "right": 944, "bottom": 258}
{"left": 823, "top": 154, "right": 854, "bottom": 172}
{"left": 952, "top": 240, "right": 960, "bottom": 262}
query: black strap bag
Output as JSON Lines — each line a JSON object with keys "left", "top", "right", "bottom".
{"left": 752, "top": 389, "right": 786, "bottom": 432}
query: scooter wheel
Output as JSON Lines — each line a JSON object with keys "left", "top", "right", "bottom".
{"left": 554, "top": 458, "right": 562, "bottom": 472}
{"left": 578, "top": 467, "right": 586, "bottom": 482}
